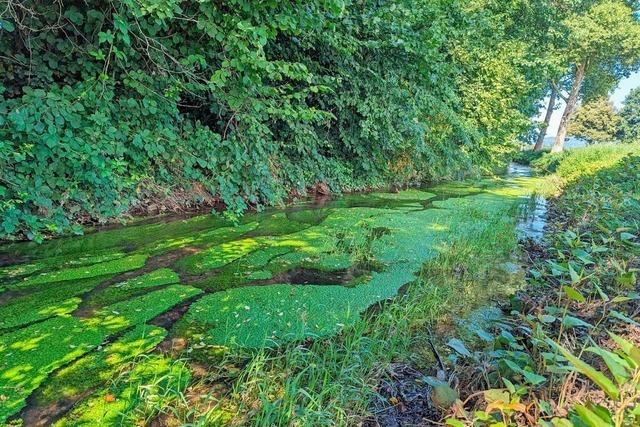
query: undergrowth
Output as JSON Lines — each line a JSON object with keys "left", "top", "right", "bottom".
{"left": 446, "top": 147, "right": 640, "bottom": 426}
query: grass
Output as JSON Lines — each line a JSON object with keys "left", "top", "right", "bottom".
{"left": 54, "top": 355, "right": 191, "bottom": 426}
{"left": 446, "top": 144, "right": 640, "bottom": 426}
{"left": 530, "top": 142, "right": 640, "bottom": 180}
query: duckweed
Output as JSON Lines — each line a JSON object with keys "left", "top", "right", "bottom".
{"left": 0, "top": 285, "right": 200, "bottom": 422}
{"left": 83, "top": 268, "right": 180, "bottom": 308}
{"left": 35, "top": 324, "right": 167, "bottom": 405}
{"left": 10, "top": 254, "right": 148, "bottom": 290}
{"left": 0, "top": 275, "right": 109, "bottom": 330}
{"left": 0, "top": 179, "right": 536, "bottom": 423}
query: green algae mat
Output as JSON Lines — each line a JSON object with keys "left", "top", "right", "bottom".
{"left": 0, "top": 173, "right": 538, "bottom": 424}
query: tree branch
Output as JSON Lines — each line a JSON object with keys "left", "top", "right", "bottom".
{"left": 550, "top": 80, "right": 569, "bottom": 102}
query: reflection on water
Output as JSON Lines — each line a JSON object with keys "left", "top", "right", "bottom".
{"left": 509, "top": 163, "right": 547, "bottom": 242}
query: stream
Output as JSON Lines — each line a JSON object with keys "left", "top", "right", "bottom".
{"left": 0, "top": 165, "right": 545, "bottom": 424}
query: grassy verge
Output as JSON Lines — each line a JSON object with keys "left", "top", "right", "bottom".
{"left": 447, "top": 144, "right": 640, "bottom": 426}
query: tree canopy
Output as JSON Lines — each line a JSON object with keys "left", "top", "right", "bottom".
{"left": 548, "top": 0, "right": 640, "bottom": 152}
{"left": 568, "top": 98, "right": 621, "bottom": 143}
{"left": 0, "top": 0, "right": 551, "bottom": 240}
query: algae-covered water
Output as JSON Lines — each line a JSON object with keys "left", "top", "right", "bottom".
{"left": 0, "top": 168, "right": 540, "bottom": 423}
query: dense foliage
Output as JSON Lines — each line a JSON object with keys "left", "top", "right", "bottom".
{"left": 0, "top": 0, "right": 548, "bottom": 240}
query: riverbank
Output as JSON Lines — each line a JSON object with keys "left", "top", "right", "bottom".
{"left": 448, "top": 144, "right": 640, "bottom": 426}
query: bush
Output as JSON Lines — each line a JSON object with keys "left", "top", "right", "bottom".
{"left": 0, "top": 1, "right": 548, "bottom": 240}
{"left": 511, "top": 149, "right": 549, "bottom": 165}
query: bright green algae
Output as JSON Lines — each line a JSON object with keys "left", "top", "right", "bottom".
{"left": 0, "top": 285, "right": 201, "bottom": 422}
{"left": 34, "top": 324, "right": 167, "bottom": 405}
{"left": 177, "top": 191, "right": 523, "bottom": 348}
{"left": 7, "top": 254, "right": 148, "bottom": 291}
{"left": 0, "top": 175, "right": 536, "bottom": 423}
{"left": 82, "top": 268, "right": 180, "bottom": 309}
{"left": 0, "top": 275, "right": 109, "bottom": 330}
{"left": 54, "top": 355, "right": 190, "bottom": 427}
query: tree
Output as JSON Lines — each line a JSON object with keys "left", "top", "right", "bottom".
{"left": 618, "top": 87, "right": 640, "bottom": 142}
{"left": 534, "top": 85, "right": 558, "bottom": 151}
{"left": 567, "top": 97, "right": 620, "bottom": 143}
{"left": 550, "top": 0, "right": 640, "bottom": 152}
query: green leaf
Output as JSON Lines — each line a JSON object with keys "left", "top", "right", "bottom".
{"left": 447, "top": 338, "right": 471, "bottom": 357}
{"left": 522, "top": 370, "right": 546, "bottom": 385}
{"left": 563, "top": 286, "right": 586, "bottom": 303}
{"left": 0, "top": 19, "right": 15, "bottom": 32}
{"left": 551, "top": 418, "right": 573, "bottom": 427}
{"left": 609, "top": 333, "right": 640, "bottom": 366}
{"left": 610, "top": 310, "right": 640, "bottom": 327}
{"left": 502, "top": 377, "right": 516, "bottom": 394}
{"left": 616, "top": 271, "right": 636, "bottom": 288}
{"left": 585, "top": 346, "right": 630, "bottom": 385}
{"left": 568, "top": 264, "right": 581, "bottom": 284}
{"left": 561, "top": 315, "right": 592, "bottom": 329}
{"left": 594, "top": 284, "right": 609, "bottom": 302}
{"left": 574, "top": 404, "right": 611, "bottom": 427}
{"left": 620, "top": 232, "right": 636, "bottom": 241}
{"left": 548, "top": 340, "right": 619, "bottom": 400}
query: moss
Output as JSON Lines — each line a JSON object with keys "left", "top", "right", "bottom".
{"left": 35, "top": 324, "right": 167, "bottom": 405}
{"left": 9, "top": 254, "right": 148, "bottom": 291}
{"left": 83, "top": 268, "right": 180, "bottom": 309}
{"left": 0, "top": 275, "right": 108, "bottom": 330}
{"left": 54, "top": 355, "right": 190, "bottom": 427}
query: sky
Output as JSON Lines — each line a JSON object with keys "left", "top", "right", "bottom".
{"left": 538, "top": 71, "right": 640, "bottom": 136}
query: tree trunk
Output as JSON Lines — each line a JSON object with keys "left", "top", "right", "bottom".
{"left": 552, "top": 64, "right": 586, "bottom": 153}
{"left": 534, "top": 84, "right": 558, "bottom": 151}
